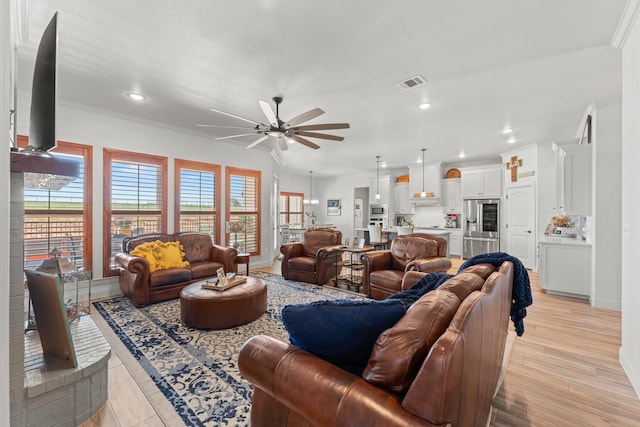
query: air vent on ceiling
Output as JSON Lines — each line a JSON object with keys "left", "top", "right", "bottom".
{"left": 396, "top": 74, "right": 427, "bottom": 90}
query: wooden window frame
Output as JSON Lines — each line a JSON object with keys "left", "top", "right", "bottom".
{"left": 103, "top": 148, "right": 167, "bottom": 277}
{"left": 18, "top": 135, "right": 93, "bottom": 272}
{"left": 280, "top": 191, "right": 304, "bottom": 225}
{"left": 225, "top": 166, "right": 261, "bottom": 256}
{"left": 174, "top": 159, "right": 222, "bottom": 243}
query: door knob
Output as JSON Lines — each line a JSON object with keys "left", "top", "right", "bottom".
{"left": 527, "top": 230, "right": 532, "bottom": 233}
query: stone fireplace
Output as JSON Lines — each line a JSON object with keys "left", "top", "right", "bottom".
{"left": 9, "top": 153, "right": 111, "bottom": 426}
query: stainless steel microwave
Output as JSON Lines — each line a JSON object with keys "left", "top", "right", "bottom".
{"left": 370, "top": 204, "right": 388, "bottom": 216}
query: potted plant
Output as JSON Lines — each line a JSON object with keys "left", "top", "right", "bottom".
{"left": 397, "top": 219, "right": 414, "bottom": 235}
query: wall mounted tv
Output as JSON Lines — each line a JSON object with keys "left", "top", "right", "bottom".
{"left": 25, "top": 12, "right": 57, "bottom": 153}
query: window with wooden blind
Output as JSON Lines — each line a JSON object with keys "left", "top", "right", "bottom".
{"left": 104, "top": 149, "right": 167, "bottom": 276}
{"left": 20, "top": 137, "right": 93, "bottom": 272}
{"left": 175, "top": 159, "right": 221, "bottom": 243}
{"left": 226, "top": 166, "right": 261, "bottom": 256}
{"left": 279, "top": 191, "right": 304, "bottom": 226}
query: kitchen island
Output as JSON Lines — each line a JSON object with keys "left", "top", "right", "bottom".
{"left": 413, "top": 228, "right": 451, "bottom": 257}
{"left": 357, "top": 227, "right": 451, "bottom": 257}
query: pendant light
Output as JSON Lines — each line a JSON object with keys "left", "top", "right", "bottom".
{"left": 419, "top": 148, "right": 427, "bottom": 198}
{"left": 375, "top": 155, "right": 381, "bottom": 200}
{"left": 303, "top": 171, "right": 319, "bottom": 205}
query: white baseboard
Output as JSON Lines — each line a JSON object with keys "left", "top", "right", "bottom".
{"left": 619, "top": 346, "right": 640, "bottom": 400}
{"left": 590, "top": 297, "right": 622, "bottom": 311}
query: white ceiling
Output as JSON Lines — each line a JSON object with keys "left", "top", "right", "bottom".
{"left": 17, "top": 0, "right": 626, "bottom": 177}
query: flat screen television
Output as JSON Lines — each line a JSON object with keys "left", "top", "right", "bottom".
{"left": 26, "top": 12, "right": 57, "bottom": 153}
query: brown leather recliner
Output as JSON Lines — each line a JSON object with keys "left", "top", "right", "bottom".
{"left": 360, "top": 233, "right": 451, "bottom": 299}
{"left": 280, "top": 228, "right": 343, "bottom": 285}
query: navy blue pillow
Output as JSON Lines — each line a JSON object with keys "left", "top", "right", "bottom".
{"left": 281, "top": 299, "right": 406, "bottom": 375}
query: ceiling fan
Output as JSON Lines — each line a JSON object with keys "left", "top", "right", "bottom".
{"left": 197, "top": 96, "right": 350, "bottom": 151}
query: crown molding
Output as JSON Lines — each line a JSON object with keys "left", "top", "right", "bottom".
{"left": 611, "top": 0, "right": 640, "bottom": 49}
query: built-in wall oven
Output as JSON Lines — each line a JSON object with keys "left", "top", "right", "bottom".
{"left": 369, "top": 217, "right": 387, "bottom": 228}
{"left": 463, "top": 198, "right": 500, "bottom": 258}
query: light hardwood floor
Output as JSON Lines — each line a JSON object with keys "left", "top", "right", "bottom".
{"left": 82, "top": 259, "right": 640, "bottom": 426}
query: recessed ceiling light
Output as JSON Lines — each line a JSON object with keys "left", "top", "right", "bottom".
{"left": 508, "top": 137, "right": 516, "bottom": 144}
{"left": 459, "top": 152, "right": 466, "bottom": 158}
{"left": 126, "top": 92, "right": 145, "bottom": 101}
{"left": 502, "top": 127, "right": 513, "bottom": 134}
{"left": 419, "top": 102, "right": 432, "bottom": 110}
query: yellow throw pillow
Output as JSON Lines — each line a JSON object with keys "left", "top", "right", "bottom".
{"left": 153, "top": 241, "right": 189, "bottom": 271}
{"left": 130, "top": 240, "right": 160, "bottom": 272}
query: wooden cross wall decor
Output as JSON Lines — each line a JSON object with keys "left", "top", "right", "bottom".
{"left": 506, "top": 156, "right": 523, "bottom": 182}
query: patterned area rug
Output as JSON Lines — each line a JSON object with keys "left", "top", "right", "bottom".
{"left": 93, "top": 272, "right": 363, "bottom": 426}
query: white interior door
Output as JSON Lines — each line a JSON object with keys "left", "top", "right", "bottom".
{"left": 506, "top": 185, "right": 536, "bottom": 269}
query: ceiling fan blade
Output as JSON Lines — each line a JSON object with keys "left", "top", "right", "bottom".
{"left": 285, "top": 108, "right": 325, "bottom": 127}
{"left": 209, "top": 108, "right": 263, "bottom": 126}
{"left": 246, "top": 135, "right": 269, "bottom": 149}
{"left": 197, "top": 125, "right": 254, "bottom": 130}
{"left": 259, "top": 100, "right": 279, "bottom": 127}
{"left": 290, "top": 135, "right": 320, "bottom": 150}
{"left": 214, "top": 133, "right": 259, "bottom": 141}
{"left": 292, "top": 123, "right": 350, "bottom": 131}
{"left": 277, "top": 137, "right": 288, "bottom": 151}
{"left": 296, "top": 131, "right": 344, "bottom": 141}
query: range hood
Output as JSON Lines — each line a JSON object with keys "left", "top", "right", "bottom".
{"left": 410, "top": 196, "right": 440, "bottom": 206}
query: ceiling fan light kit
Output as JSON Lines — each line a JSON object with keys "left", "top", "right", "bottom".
{"left": 200, "top": 96, "right": 350, "bottom": 151}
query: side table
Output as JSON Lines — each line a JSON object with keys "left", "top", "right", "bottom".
{"left": 235, "top": 253, "right": 250, "bottom": 275}
{"left": 63, "top": 269, "right": 93, "bottom": 319}
{"left": 333, "top": 246, "right": 374, "bottom": 292}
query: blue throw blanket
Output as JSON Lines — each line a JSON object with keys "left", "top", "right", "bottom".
{"left": 459, "top": 252, "right": 532, "bottom": 336}
{"left": 387, "top": 272, "right": 453, "bottom": 309}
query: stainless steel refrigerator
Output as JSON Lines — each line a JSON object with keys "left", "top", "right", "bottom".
{"left": 463, "top": 198, "right": 500, "bottom": 258}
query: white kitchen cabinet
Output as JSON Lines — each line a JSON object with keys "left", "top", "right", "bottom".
{"left": 370, "top": 174, "right": 393, "bottom": 206}
{"left": 461, "top": 167, "right": 502, "bottom": 198}
{"left": 447, "top": 228, "right": 462, "bottom": 257}
{"left": 409, "top": 163, "right": 442, "bottom": 200}
{"left": 394, "top": 182, "right": 411, "bottom": 214}
{"left": 553, "top": 139, "right": 592, "bottom": 216}
{"left": 539, "top": 241, "right": 591, "bottom": 296}
{"left": 442, "top": 178, "right": 461, "bottom": 212}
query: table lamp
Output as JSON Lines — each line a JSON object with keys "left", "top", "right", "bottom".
{"left": 226, "top": 221, "right": 245, "bottom": 249}
{"left": 36, "top": 248, "right": 76, "bottom": 276}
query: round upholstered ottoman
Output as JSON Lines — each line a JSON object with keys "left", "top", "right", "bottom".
{"left": 180, "top": 277, "right": 267, "bottom": 329}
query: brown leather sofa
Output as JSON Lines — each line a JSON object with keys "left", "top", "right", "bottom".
{"left": 280, "top": 228, "right": 343, "bottom": 285}
{"left": 239, "top": 261, "right": 514, "bottom": 427}
{"left": 360, "top": 233, "right": 451, "bottom": 299}
{"left": 115, "top": 232, "right": 237, "bottom": 307}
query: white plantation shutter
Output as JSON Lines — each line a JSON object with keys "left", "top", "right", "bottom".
{"left": 227, "top": 167, "right": 261, "bottom": 255}
{"left": 105, "top": 149, "right": 167, "bottom": 276}
{"left": 279, "top": 192, "right": 304, "bottom": 226}
{"left": 23, "top": 155, "right": 86, "bottom": 270}
{"left": 176, "top": 160, "right": 221, "bottom": 244}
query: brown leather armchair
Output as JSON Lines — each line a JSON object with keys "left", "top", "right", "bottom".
{"left": 361, "top": 233, "right": 451, "bottom": 299}
{"left": 280, "top": 228, "right": 343, "bottom": 285}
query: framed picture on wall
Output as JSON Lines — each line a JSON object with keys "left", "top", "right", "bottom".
{"left": 327, "top": 199, "right": 341, "bottom": 216}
